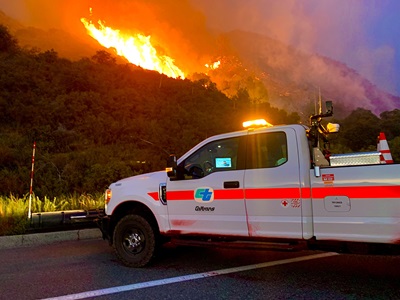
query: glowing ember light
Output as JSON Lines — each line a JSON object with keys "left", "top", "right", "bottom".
{"left": 81, "top": 16, "right": 185, "bottom": 79}
{"left": 205, "top": 61, "right": 221, "bottom": 70}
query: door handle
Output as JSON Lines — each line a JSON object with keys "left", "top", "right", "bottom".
{"left": 224, "top": 181, "right": 240, "bottom": 188}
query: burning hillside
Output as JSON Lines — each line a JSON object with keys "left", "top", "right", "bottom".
{"left": 0, "top": 0, "right": 399, "bottom": 118}
{"left": 81, "top": 12, "right": 185, "bottom": 79}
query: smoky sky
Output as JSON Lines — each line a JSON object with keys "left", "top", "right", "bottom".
{"left": 0, "top": 0, "right": 399, "bottom": 96}
{"left": 190, "top": 0, "right": 400, "bottom": 96}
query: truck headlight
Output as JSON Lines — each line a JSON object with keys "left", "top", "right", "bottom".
{"left": 105, "top": 189, "right": 112, "bottom": 204}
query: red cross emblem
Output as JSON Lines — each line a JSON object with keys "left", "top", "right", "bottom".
{"left": 281, "top": 200, "right": 288, "bottom": 207}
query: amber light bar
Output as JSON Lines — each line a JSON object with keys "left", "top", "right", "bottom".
{"left": 242, "top": 119, "right": 273, "bottom": 128}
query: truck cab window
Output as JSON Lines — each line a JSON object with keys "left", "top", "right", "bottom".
{"left": 180, "top": 137, "right": 241, "bottom": 179}
{"left": 246, "top": 132, "right": 287, "bottom": 169}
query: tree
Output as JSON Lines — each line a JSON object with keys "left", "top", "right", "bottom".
{"left": 0, "top": 25, "right": 18, "bottom": 53}
{"left": 339, "top": 108, "right": 381, "bottom": 151}
{"left": 389, "top": 137, "right": 400, "bottom": 163}
{"left": 91, "top": 50, "right": 117, "bottom": 65}
{"left": 380, "top": 109, "right": 400, "bottom": 140}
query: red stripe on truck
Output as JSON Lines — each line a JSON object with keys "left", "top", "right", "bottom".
{"left": 245, "top": 187, "right": 301, "bottom": 199}
{"left": 147, "top": 192, "right": 159, "bottom": 201}
{"left": 311, "top": 185, "right": 400, "bottom": 199}
{"left": 166, "top": 190, "right": 244, "bottom": 200}
{"left": 152, "top": 185, "right": 400, "bottom": 202}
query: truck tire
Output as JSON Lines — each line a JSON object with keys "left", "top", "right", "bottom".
{"left": 113, "top": 214, "right": 156, "bottom": 267}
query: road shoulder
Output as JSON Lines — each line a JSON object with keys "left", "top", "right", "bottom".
{"left": 0, "top": 228, "right": 102, "bottom": 249}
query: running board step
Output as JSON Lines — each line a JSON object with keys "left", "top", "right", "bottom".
{"left": 170, "top": 239, "right": 307, "bottom": 252}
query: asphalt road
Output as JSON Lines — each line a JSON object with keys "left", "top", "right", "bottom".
{"left": 0, "top": 237, "right": 399, "bottom": 300}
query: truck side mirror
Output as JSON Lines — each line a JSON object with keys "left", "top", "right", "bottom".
{"left": 166, "top": 155, "right": 178, "bottom": 179}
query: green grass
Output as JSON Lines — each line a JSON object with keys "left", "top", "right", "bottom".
{"left": 0, "top": 193, "right": 105, "bottom": 236}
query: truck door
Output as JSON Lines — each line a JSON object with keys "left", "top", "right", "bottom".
{"left": 244, "top": 129, "right": 303, "bottom": 239}
{"left": 166, "top": 135, "right": 248, "bottom": 236}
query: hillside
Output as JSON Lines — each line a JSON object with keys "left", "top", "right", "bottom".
{"left": 1, "top": 10, "right": 399, "bottom": 120}
{"left": 219, "top": 30, "right": 400, "bottom": 118}
{"left": 0, "top": 24, "right": 299, "bottom": 197}
{"left": 0, "top": 10, "right": 98, "bottom": 61}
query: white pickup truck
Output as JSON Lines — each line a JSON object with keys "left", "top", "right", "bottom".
{"left": 98, "top": 101, "right": 400, "bottom": 267}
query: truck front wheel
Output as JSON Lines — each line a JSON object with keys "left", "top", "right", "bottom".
{"left": 113, "top": 214, "right": 156, "bottom": 267}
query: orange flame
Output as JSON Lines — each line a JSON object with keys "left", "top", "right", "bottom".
{"left": 80, "top": 16, "right": 185, "bottom": 79}
{"left": 205, "top": 61, "right": 221, "bottom": 70}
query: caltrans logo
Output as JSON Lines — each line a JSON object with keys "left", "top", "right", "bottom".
{"left": 194, "top": 187, "right": 214, "bottom": 203}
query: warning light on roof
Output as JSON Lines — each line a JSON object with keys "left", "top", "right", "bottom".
{"left": 242, "top": 119, "right": 273, "bottom": 128}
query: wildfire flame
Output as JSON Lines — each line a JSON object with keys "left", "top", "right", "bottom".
{"left": 81, "top": 15, "right": 185, "bottom": 79}
{"left": 205, "top": 61, "right": 221, "bottom": 70}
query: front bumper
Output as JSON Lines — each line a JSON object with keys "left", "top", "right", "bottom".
{"left": 95, "top": 214, "right": 112, "bottom": 242}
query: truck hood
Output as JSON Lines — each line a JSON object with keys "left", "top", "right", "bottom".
{"left": 106, "top": 170, "right": 168, "bottom": 216}
{"left": 110, "top": 170, "right": 167, "bottom": 188}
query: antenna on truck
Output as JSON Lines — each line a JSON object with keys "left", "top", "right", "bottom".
{"left": 307, "top": 100, "right": 336, "bottom": 168}
{"left": 318, "top": 87, "right": 322, "bottom": 115}
{"left": 308, "top": 100, "right": 334, "bottom": 147}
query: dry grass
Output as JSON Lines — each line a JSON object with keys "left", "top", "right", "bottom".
{"left": 0, "top": 193, "right": 104, "bottom": 235}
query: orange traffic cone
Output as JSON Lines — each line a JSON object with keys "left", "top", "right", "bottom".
{"left": 377, "top": 132, "right": 393, "bottom": 164}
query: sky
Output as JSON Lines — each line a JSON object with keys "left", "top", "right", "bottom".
{"left": 0, "top": 0, "right": 399, "bottom": 97}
